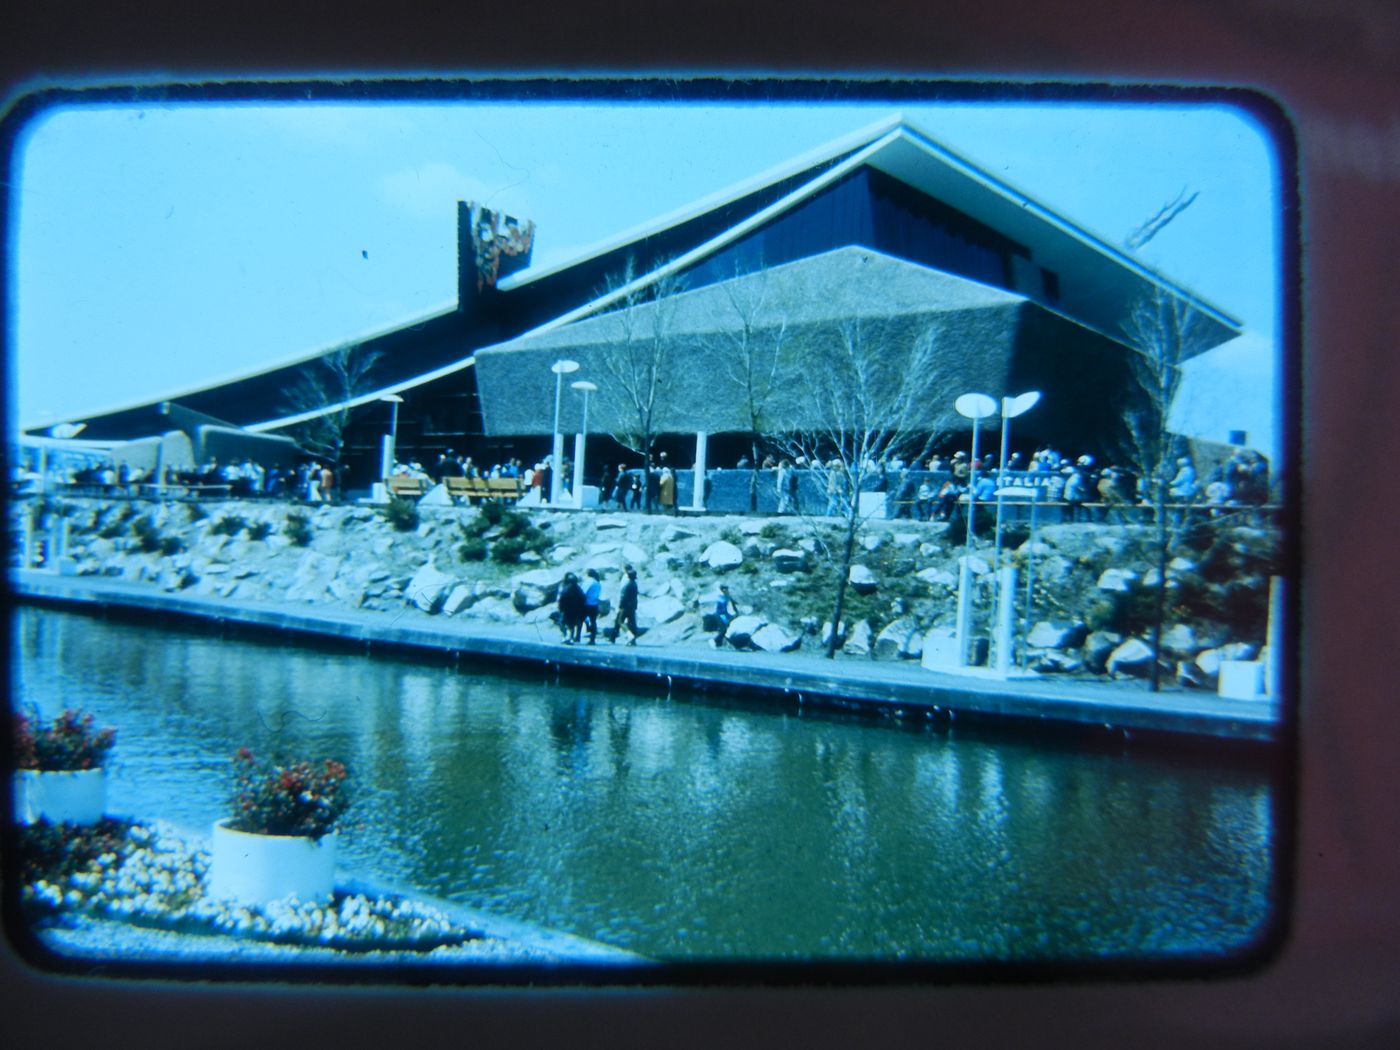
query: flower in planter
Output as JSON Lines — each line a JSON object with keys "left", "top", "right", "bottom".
{"left": 15, "top": 709, "right": 117, "bottom": 771}
{"left": 227, "top": 748, "right": 350, "bottom": 841}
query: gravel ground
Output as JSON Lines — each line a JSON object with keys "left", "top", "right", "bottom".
{"left": 35, "top": 914, "right": 561, "bottom": 966}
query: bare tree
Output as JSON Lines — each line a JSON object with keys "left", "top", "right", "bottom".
{"left": 591, "top": 257, "right": 687, "bottom": 512}
{"left": 711, "top": 263, "right": 788, "bottom": 511}
{"left": 1120, "top": 284, "right": 1212, "bottom": 690}
{"left": 777, "top": 318, "right": 945, "bottom": 658}
{"left": 281, "top": 345, "right": 385, "bottom": 465}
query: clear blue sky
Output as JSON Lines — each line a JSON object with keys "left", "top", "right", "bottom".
{"left": 8, "top": 97, "right": 1282, "bottom": 455}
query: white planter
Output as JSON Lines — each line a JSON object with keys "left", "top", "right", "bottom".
{"left": 1218, "top": 659, "right": 1267, "bottom": 700}
{"left": 14, "top": 768, "right": 108, "bottom": 826}
{"left": 208, "top": 819, "right": 337, "bottom": 906}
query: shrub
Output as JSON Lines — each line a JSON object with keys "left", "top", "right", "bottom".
{"left": 478, "top": 501, "right": 507, "bottom": 527}
{"left": 18, "top": 818, "right": 132, "bottom": 888}
{"left": 491, "top": 536, "right": 530, "bottom": 563}
{"left": 245, "top": 520, "right": 273, "bottom": 541}
{"left": 284, "top": 512, "right": 313, "bottom": 547}
{"left": 98, "top": 506, "right": 135, "bottom": 539}
{"left": 758, "top": 522, "right": 787, "bottom": 541}
{"left": 458, "top": 537, "right": 488, "bottom": 561}
{"left": 15, "top": 709, "right": 117, "bottom": 771}
{"left": 156, "top": 534, "right": 184, "bottom": 556}
{"left": 383, "top": 497, "right": 420, "bottom": 532}
{"left": 227, "top": 748, "right": 350, "bottom": 841}
{"left": 129, "top": 515, "right": 164, "bottom": 552}
{"left": 184, "top": 502, "right": 208, "bottom": 524}
{"left": 209, "top": 514, "right": 249, "bottom": 537}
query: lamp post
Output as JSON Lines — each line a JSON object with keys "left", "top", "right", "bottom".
{"left": 992, "top": 390, "right": 1041, "bottom": 570}
{"left": 377, "top": 394, "right": 404, "bottom": 486}
{"left": 549, "top": 359, "right": 580, "bottom": 504}
{"left": 570, "top": 380, "right": 597, "bottom": 509}
{"left": 953, "top": 393, "right": 997, "bottom": 666}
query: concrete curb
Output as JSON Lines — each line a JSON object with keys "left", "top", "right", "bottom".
{"left": 11, "top": 570, "right": 1283, "bottom": 745}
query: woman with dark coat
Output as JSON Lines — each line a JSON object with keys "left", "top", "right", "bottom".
{"left": 558, "top": 573, "right": 586, "bottom": 645}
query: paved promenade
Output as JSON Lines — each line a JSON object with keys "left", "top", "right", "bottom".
{"left": 11, "top": 569, "right": 1284, "bottom": 745}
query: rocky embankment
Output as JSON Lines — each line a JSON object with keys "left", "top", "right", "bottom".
{"left": 16, "top": 496, "right": 1279, "bottom": 690}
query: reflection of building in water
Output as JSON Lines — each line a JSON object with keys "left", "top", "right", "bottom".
{"left": 33, "top": 117, "right": 1244, "bottom": 490}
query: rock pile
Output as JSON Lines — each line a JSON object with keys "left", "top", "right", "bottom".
{"left": 16, "top": 497, "right": 1278, "bottom": 687}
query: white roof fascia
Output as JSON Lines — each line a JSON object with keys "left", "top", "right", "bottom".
{"left": 22, "top": 300, "right": 459, "bottom": 435}
{"left": 490, "top": 132, "right": 906, "bottom": 348}
{"left": 496, "top": 113, "right": 906, "bottom": 292}
{"left": 247, "top": 355, "right": 477, "bottom": 434}
{"left": 884, "top": 125, "right": 1241, "bottom": 331}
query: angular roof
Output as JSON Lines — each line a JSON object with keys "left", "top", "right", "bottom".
{"left": 32, "top": 114, "right": 1241, "bottom": 443}
{"left": 475, "top": 248, "right": 1072, "bottom": 437}
{"left": 502, "top": 116, "right": 1241, "bottom": 356}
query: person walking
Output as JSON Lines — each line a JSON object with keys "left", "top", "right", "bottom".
{"left": 612, "top": 566, "right": 640, "bottom": 645}
{"left": 659, "top": 466, "right": 677, "bottom": 515}
{"left": 558, "top": 572, "right": 586, "bottom": 645}
{"left": 583, "top": 569, "right": 603, "bottom": 644}
{"left": 712, "top": 584, "right": 738, "bottom": 648}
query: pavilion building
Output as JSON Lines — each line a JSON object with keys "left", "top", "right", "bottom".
{"left": 27, "top": 115, "right": 1242, "bottom": 494}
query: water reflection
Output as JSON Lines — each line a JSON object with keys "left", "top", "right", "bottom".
{"left": 12, "top": 606, "right": 1278, "bottom": 962}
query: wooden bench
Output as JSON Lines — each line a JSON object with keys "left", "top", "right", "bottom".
{"left": 444, "top": 476, "right": 491, "bottom": 503}
{"left": 486, "top": 477, "right": 524, "bottom": 502}
{"left": 385, "top": 476, "right": 428, "bottom": 500}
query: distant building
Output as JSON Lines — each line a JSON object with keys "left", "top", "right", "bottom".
{"left": 31, "top": 116, "right": 1242, "bottom": 487}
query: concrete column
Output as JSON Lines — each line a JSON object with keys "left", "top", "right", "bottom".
{"left": 379, "top": 434, "right": 394, "bottom": 483}
{"left": 550, "top": 432, "right": 564, "bottom": 505}
{"left": 46, "top": 516, "right": 61, "bottom": 572}
{"left": 572, "top": 433, "right": 586, "bottom": 509}
{"left": 995, "top": 564, "right": 1017, "bottom": 675}
{"left": 22, "top": 513, "right": 35, "bottom": 568}
{"left": 692, "top": 431, "right": 708, "bottom": 510}
{"left": 1266, "top": 575, "right": 1283, "bottom": 699}
{"left": 956, "top": 556, "right": 974, "bottom": 666}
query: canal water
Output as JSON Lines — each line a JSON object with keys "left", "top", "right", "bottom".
{"left": 12, "top": 605, "right": 1280, "bottom": 964}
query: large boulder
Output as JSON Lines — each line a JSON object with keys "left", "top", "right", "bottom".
{"left": 661, "top": 524, "right": 697, "bottom": 543}
{"left": 1031, "top": 651, "right": 1083, "bottom": 674}
{"left": 771, "top": 548, "right": 807, "bottom": 573}
{"left": 637, "top": 595, "right": 686, "bottom": 629}
{"left": 1097, "top": 568, "right": 1137, "bottom": 592}
{"left": 874, "top": 618, "right": 918, "bottom": 660}
{"left": 443, "top": 585, "right": 475, "bottom": 616}
{"left": 467, "top": 596, "right": 517, "bottom": 622}
{"left": 1160, "top": 623, "right": 1201, "bottom": 658}
{"left": 1107, "top": 638, "right": 1156, "bottom": 677}
{"left": 515, "top": 567, "right": 565, "bottom": 591}
{"left": 702, "top": 541, "right": 744, "bottom": 570}
{"left": 751, "top": 623, "right": 800, "bottom": 653}
{"left": 287, "top": 551, "right": 345, "bottom": 603}
{"left": 406, "top": 561, "right": 456, "bottom": 613}
{"left": 820, "top": 621, "right": 846, "bottom": 650}
{"left": 843, "top": 619, "right": 873, "bottom": 656}
{"left": 848, "top": 564, "right": 878, "bottom": 594}
{"left": 620, "top": 542, "right": 649, "bottom": 566}
{"left": 1082, "top": 631, "right": 1124, "bottom": 673}
{"left": 512, "top": 584, "right": 550, "bottom": 613}
{"left": 1196, "top": 642, "right": 1259, "bottom": 676}
{"left": 723, "top": 614, "right": 767, "bottom": 648}
{"left": 916, "top": 566, "right": 957, "bottom": 587}
{"left": 636, "top": 614, "right": 699, "bottom": 647}
{"left": 1027, "top": 621, "right": 1088, "bottom": 650}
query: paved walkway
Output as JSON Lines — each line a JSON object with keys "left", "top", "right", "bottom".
{"left": 11, "top": 570, "right": 1283, "bottom": 745}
